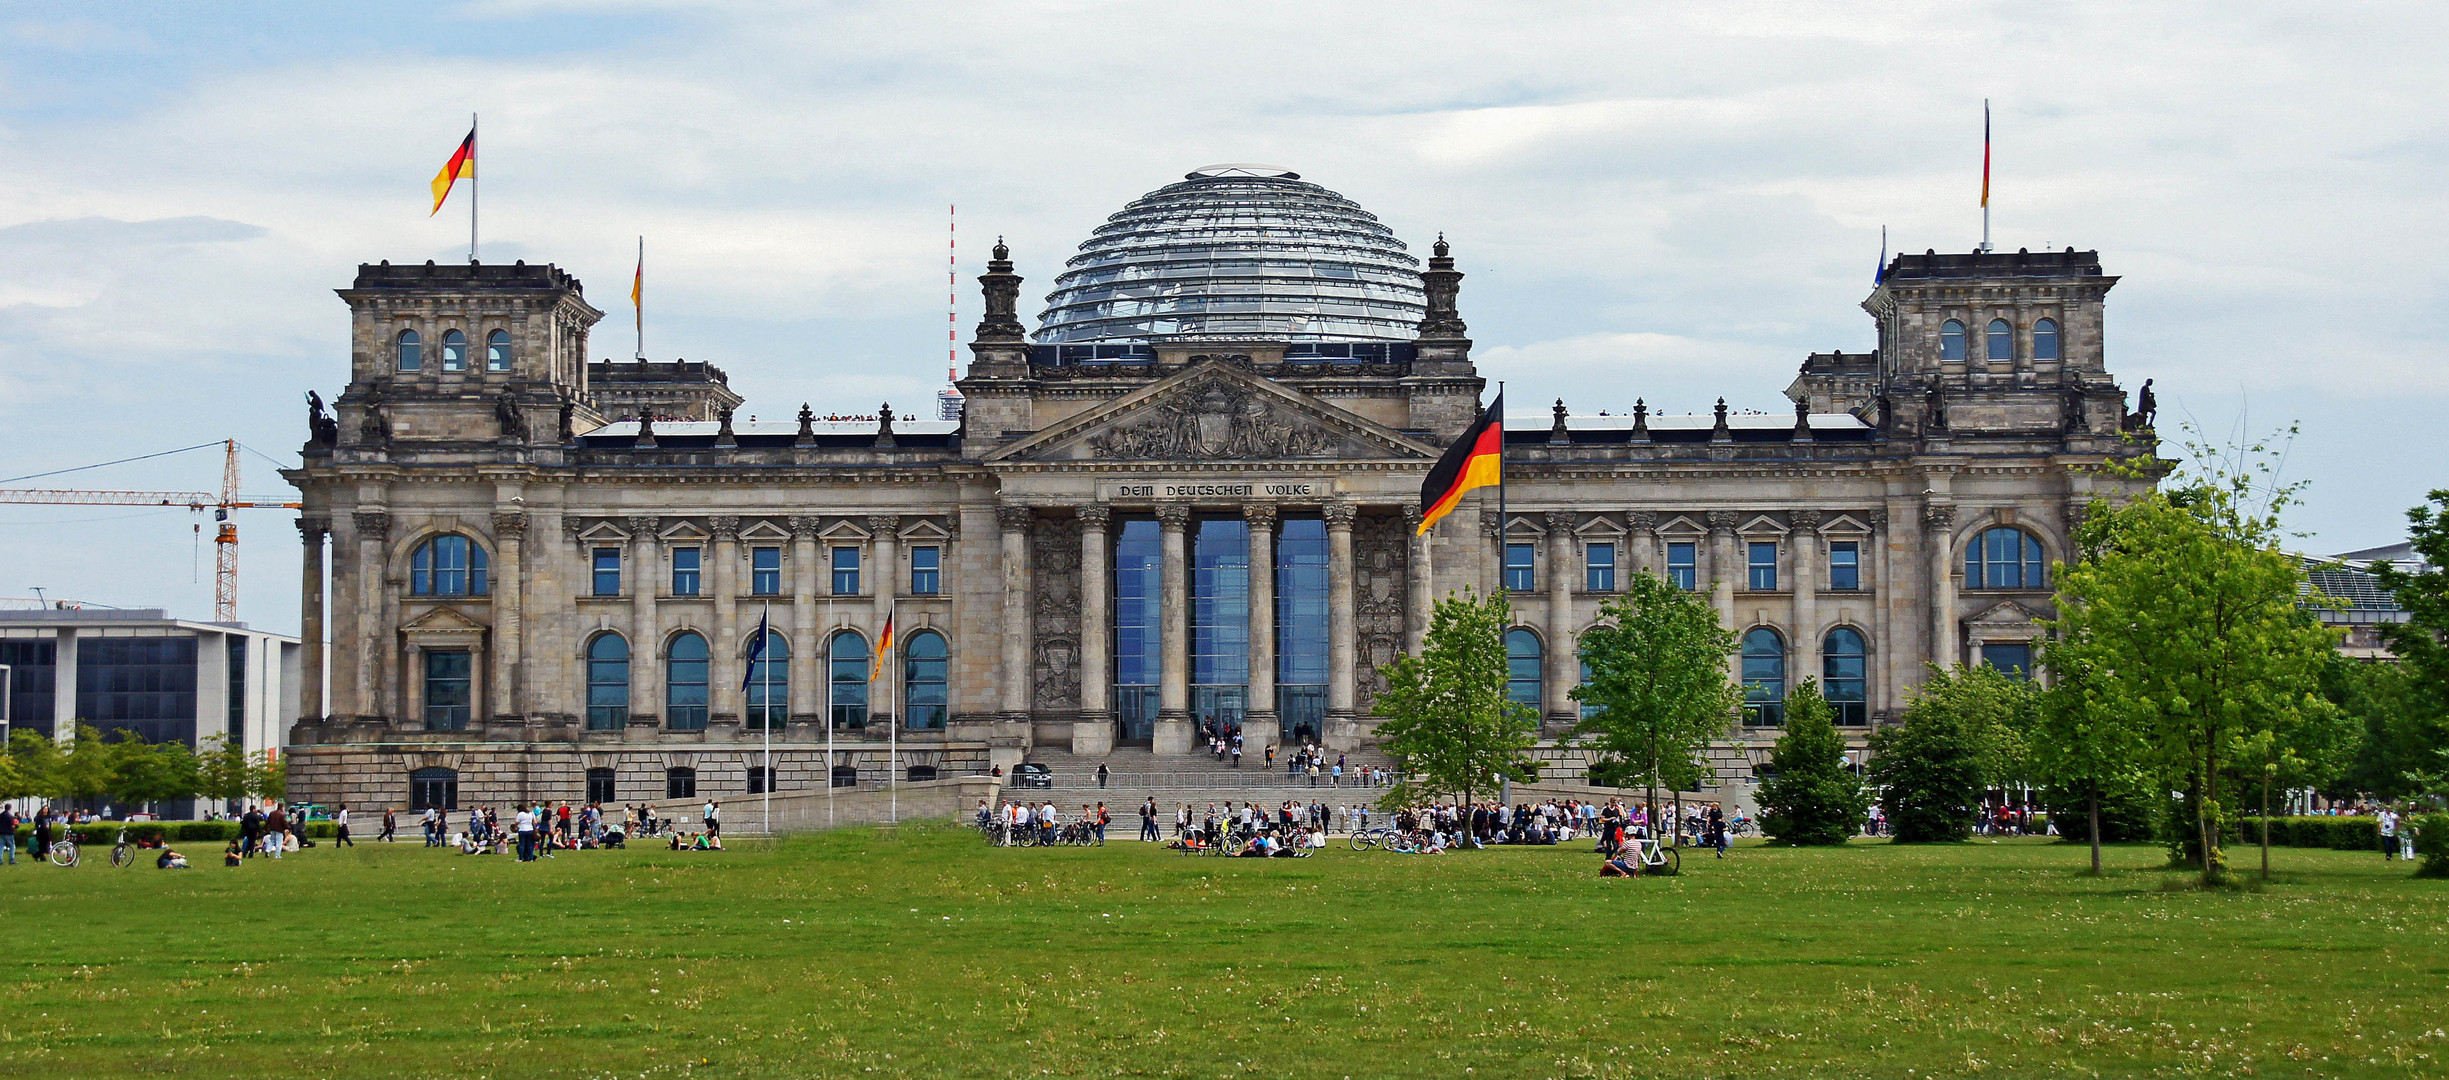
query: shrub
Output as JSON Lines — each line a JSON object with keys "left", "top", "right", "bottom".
{"left": 2043, "top": 777, "right": 2159, "bottom": 844}
{"left": 2415, "top": 813, "right": 2449, "bottom": 879}
{"left": 2227, "top": 816, "right": 2383, "bottom": 852}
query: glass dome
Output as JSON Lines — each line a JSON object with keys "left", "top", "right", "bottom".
{"left": 1033, "top": 166, "right": 1425, "bottom": 343}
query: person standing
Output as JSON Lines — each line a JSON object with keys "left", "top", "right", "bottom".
{"left": 333, "top": 804, "right": 354, "bottom": 847}
{"left": 1093, "top": 802, "right": 1110, "bottom": 846}
{"left": 2381, "top": 807, "right": 2401, "bottom": 860}
{"left": 264, "top": 805, "right": 287, "bottom": 859}
{"left": 379, "top": 807, "right": 397, "bottom": 843}
{"left": 0, "top": 806, "right": 15, "bottom": 865}
{"left": 421, "top": 806, "right": 439, "bottom": 847}
{"left": 1139, "top": 798, "right": 1159, "bottom": 842}
{"left": 703, "top": 800, "right": 720, "bottom": 839}
{"left": 514, "top": 805, "right": 536, "bottom": 861}
{"left": 1096, "top": 763, "right": 1110, "bottom": 790}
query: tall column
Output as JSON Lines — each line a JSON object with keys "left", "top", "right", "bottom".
{"left": 1790, "top": 510, "right": 1821, "bottom": 690}
{"left": 491, "top": 509, "right": 527, "bottom": 720}
{"left": 1324, "top": 502, "right": 1357, "bottom": 722}
{"left": 868, "top": 515, "right": 899, "bottom": 728}
{"left": 1244, "top": 505, "right": 1278, "bottom": 736}
{"left": 998, "top": 504, "right": 1033, "bottom": 718}
{"left": 350, "top": 509, "right": 389, "bottom": 722}
{"left": 296, "top": 517, "right": 327, "bottom": 721}
{"left": 1077, "top": 506, "right": 1112, "bottom": 722}
{"left": 789, "top": 516, "right": 820, "bottom": 725}
{"left": 1627, "top": 510, "right": 1658, "bottom": 580}
{"left": 1153, "top": 505, "right": 1192, "bottom": 753}
{"left": 1544, "top": 510, "right": 1577, "bottom": 729}
{"left": 1404, "top": 506, "right": 1430, "bottom": 655}
{"left": 628, "top": 516, "right": 661, "bottom": 725}
{"left": 710, "top": 516, "right": 741, "bottom": 723}
{"left": 1926, "top": 504, "right": 1959, "bottom": 668}
{"left": 1706, "top": 510, "right": 1738, "bottom": 628}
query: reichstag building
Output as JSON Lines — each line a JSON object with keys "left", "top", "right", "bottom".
{"left": 284, "top": 164, "right": 2154, "bottom": 809}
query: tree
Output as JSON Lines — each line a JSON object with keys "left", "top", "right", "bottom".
{"left": 0, "top": 730, "right": 55, "bottom": 804}
{"left": 1872, "top": 664, "right": 2037, "bottom": 843}
{"left": 1755, "top": 679, "right": 1869, "bottom": 845}
{"left": 1372, "top": 589, "right": 1543, "bottom": 814}
{"left": 1571, "top": 570, "right": 1741, "bottom": 834}
{"left": 249, "top": 751, "right": 288, "bottom": 805}
{"left": 199, "top": 735, "right": 254, "bottom": 812}
{"left": 2368, "top": 490, "right": 2449, "bottom": 798}
{"left": 53, "top": 723, "right": 115, "bottom": 805}
{"left": 2032, "top": 642, "right": 2152, "bottom": 874}
{"left": 2047, "top": 431, "right": 2343, "bottom": 886}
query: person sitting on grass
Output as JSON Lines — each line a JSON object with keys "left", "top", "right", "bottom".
{"left": 156, "top": 847, "right": 190, "bottom": 870}
{"left": 223, "top": 839, "right": 243, "bottom": 867}
{"left": 670, "top": 830, "right": 688, "bottom": 851}
{"left": 1600, "top": 854, "right": 1640, "bottom": 878}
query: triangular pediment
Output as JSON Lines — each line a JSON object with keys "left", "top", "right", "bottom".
{"left": 401, "top": 605, "right": 488, "bottom": 632}
{"left": 986, "top": 361, "right": 1440, "bottom": 463}
{"left": 1966, "top": 600, "right": 2046, "bottom": 633}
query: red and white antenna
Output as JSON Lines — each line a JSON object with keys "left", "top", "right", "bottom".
{"left": 948, "top": 204, "right": 958, "bottom": 368}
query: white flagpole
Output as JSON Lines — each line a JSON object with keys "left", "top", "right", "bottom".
{"left": 760, "top": 601, "right": 772, "bottom": 836}
{"left": 825, "top": 600, "right": 835, "bottom": 827}
{"left": 469, "top": 112, "right": 479, "bottom": 263}
{"left": 888, "top": 596, "right": 899, "bottom": 825}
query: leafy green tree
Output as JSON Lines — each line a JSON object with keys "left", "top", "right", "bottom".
{"left": 2048, "top": 431, "right": 2343, "bottom": 886}
{"left": 199, "top": 735, "right": 254, "bottom": 812}
{"left": 1871, "top": 665, "right": 2037, "bottom": 843}
{"left": 53, "top": 723, "right": 115, "bottom": 804}
{"left": 249, "top": 751, "right": 288, "bottom": 805}
{"left": 2031, "top": 641, "right": 2153, "bottom": 873}
{"left": 1571, "top": 570, "right": 1741, "bottom": 833}
{"left": 1755, "top": 679, "right": 1869, "bottom": 845}
{"left": 0, "top": 730, "right": 54, "bottom": 803}
{"left": 2328, "top": 658, "right": 2429, "bottom": 801}
{"left": 2368, "top": 490, "right": 2449, "bottom": 797}
{"left": 1372, "top": 589, "right": 1543, "bottom": 814}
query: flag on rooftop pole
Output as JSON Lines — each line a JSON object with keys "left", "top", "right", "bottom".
{"left": 872, "top": 610, "right": 895, "bottom": 680}
{"left": 631, "top": 236, "right": 644, "bottom": 359}
{"left": 1416, "top": 390, "right": 1503, "bottom": 535}
{"left": 429, "top": 124, "right": 475, "bottom": 216}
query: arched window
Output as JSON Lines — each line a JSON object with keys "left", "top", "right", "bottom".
{"left": 744, "top": 630, "right": 788, "bottom": 730}
{"left": 829, "top": 631, "right": 869, "bottom": 730}
{"left": 1939, "top": 319, "right": 1967, "bottom": 362}
{"left": 2031, "top": 318, "right": 2060, "bottom": 360}
{"left": 439, "top": 329, "right": 467, "bottom": 372}
{"left": 1742, "top": 627, "right": 1786, "bottom": 726}
{"left": 1986, "top": 318, "right": 2014, "bottom": 362}
{"left": 585, "top": 634, "right": 629, "bottom": 730}
{"left": 409, "top": 535, "right": 489, "bottom": 596}
{"left": 904, "top": 630, "right": 948, "bottom": 730}
{"left": 1823, "top": 628, "right": 1867, "bottom": 727}
{"left": 666, "top": 632, "right": 709, "bottom": 730}
{"left": 1965, "top": 527, "right": 2047, "bottom": 590}
{"left": 1505, "top": 629, "right": 1542, "bottom": 711}
{"left": 395, "top": 329, "right": 422, "bottom": 372}
{"left": 409, "top": 766, "right": 457, "bottom": 810}
{"left": 485, "top": 329, "right": 512, "bottom": 372}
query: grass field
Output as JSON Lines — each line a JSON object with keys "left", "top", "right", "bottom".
{"left": 0, "top": 826, "right": 2443, "bottom": 1079}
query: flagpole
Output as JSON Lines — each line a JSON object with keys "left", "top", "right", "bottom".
{"left": 826, "top": 599, "right": 835, "bottom": 827}
{"left": 760, "top": 601, "right": 772, "bottom": 836}
{"left": 1980, "top": 100, "right": 1992, "bottom": 254}
{"left": 1494, "top": 381, "right": 1506, "bottom": 597}
{"left": 469, "top": 112, "right": 479, "bottom": 263}
{"left": 888, "top": 596, "right": 899, "bottom": 826}
{"left": 635, "top": 236, "right": 645, "bottom": 361}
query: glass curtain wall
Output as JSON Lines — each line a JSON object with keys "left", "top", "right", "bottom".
{"left": 1274, "top": 517, "right": 1328, "bottom": 743}
{"left": 1190, "top": 518, "right": 1250, "bottom": 738}
{"left": 1111, "top": 519, "right": 1162, "bottom": 742}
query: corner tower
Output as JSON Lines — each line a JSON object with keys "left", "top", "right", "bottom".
{"left": 1866, "top": 248, "right": 2129, "bottom": 447}
{"left": 328, "top": 261, "right": 603, "bottom": 452}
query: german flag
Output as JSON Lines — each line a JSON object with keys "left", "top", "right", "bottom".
{"left": 871, "top": 611, "right": 895, "bottom": 680}
{"left": 430, "top": 128, "right": 475, "bottom": 216}
{"left": 1417, "top": 391, "right": 1502, "bottom": 535}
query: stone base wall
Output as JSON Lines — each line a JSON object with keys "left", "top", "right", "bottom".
{"left": 286, "top": 740, "right": 994, "bottom": 812}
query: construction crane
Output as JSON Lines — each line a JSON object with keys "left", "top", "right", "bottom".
{"left": 0, "top": 440, "right": 300, "bottom": 622}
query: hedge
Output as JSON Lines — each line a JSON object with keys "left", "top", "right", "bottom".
{"left": 2229, "top": 816, "right": 2383, "bottom": 851}
{"left": 14, "top": 821, "right": 339, "bottom": 847}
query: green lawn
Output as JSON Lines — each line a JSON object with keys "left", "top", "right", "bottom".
{"left": 0, "top": 827, "right": 2443, "bottom": 1079}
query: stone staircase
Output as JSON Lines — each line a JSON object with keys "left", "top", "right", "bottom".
{"left": 1015, "top": 745, "right": 1401, "bottom": 805}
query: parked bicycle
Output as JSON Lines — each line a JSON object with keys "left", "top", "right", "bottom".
{"left": 47, "top": 834, "right": 79, "bottom": 868}
{"left": 109, "top": 828, "right": 136, "bottom": 868}
{"left": 1624, "top": 834, "right": 1681, "bottom": 875}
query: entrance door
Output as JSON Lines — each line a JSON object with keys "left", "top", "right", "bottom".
{"left": 1191, "top": 686, "right": 1246, "bottom": 740}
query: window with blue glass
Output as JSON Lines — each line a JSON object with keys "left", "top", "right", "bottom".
{"left": 1112, "top": 519, "right": 1162, "bottom": 742}
{"left": 665, "top": 632, "right": 709, "bottom": 730}
{"left": 1965, "top": 527, "right": 2046, "bottom": 590}
{"left": 1505, "top": 629, "right": 1542, "bottom": 710}
{"left": 909, "top": 546, "right": 940, "bottom": 595}
{"left": 1828, "top": 541, "right": 1861, "bottom": 591}
{"left": 831, "top": 547, "right": 861, "bottom": 595}
{"left": 1748, "top": 541, "right": 1778, "bottom": 591}
{"left": 2032, "top": 318, "right": 2060, "bottom": 360}
{"left": 485, "top": 329, "right": 511, "bottom": 372}
{"left": 410, "top": 766, "right": 457, "bottom": 810}
{"left": 903, "top": 630, "right": 948, "bottom": 730}
{"left": 585, "top": 633, "right": 629, "bottom": 730}
{"left": 1276, "top": 517, "right": 1328, "bottom": 741}
{"left": 1585, "top": 542, "right": 1615, "bottom": 592}
{"left": 750, "top": 546, "right": 781, "bottom": 596}
{"left": 0, "top": 641, "right": 56, "bottom": 740}
{"left": 1986, "top": 318, "right": 2014, "bottom": 362}
{"left": 1191, "top": 517, "right": 1250, "bottom": 735}
{"left": 75, "top": 637, "right": 198, "bottom": 745}
{"left": 743, "top": 630, "right": 788, "bottom": 729}
{"left": 1578, "top": 655, "right": 1601, "bottom": 721}
{"left": 1741, "top": 628, "right": 1786, "bottom": 726}
{"left": 1666, "top": 542, "right": 1698, "bottom": 591}
{"left": 1504, "top": 543, "right": 1535, "bottom": 591}
{"left": 423, "top": 648, "right": 472, "bottom": 731}
{"left": 1824, "top": 628, "right": 1867, "bottom": 726}
{"left": 395, "top": 329, "right": 421, "bottom": 372}
{"left": 410, "top": 535, "right": 488, "bottom": 596}
{"left": 439, "top": 328, "right": 467, "bottom": 372}
{"left": 671, "top": 547, "right": 701, "bottom": 596}
{"left": 828, "top": 630, "right": 868, "bottom": 729}
{"left": 1983, "top": 642, "right": 2034, "bottom": 680}
{"left": 226, "top": 636, "right": 247, "bottom": 742}
{"left": 592, "top": 547, "right": 621, "bottom": 596}
{"left": 1940, "top": 319, "right": 1968, "bottom": 362}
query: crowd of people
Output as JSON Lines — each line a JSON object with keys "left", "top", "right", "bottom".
{"left": 420, "top": 800, "right": 729, "bottom": 859}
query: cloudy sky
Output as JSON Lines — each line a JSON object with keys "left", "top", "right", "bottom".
{"left": 2, "top": 1, "right": 2443, "bottom": 633}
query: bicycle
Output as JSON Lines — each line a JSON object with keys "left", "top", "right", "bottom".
{"left": 1625, "top": 834, "right": 1680, "bottom": 875}
{"left": 47, "top": 835, "right": 79, "bottom": 868}
{"left": 109, "top": 828, "right": 135, "bottom": 868}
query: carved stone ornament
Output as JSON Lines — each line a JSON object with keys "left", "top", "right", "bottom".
{"left": 1086, "top": 380, "right": 1338, "bottom": 460}
{"left": 867, "top": 515, "right": 900, "bottom": 538}
{"left": 1544, "top": 510, "right": 1575, "bottom": 534}
{"left": 1790, "top": 509, "right": 1824, "bottom": 532}
{"left": 1323, "top": 503, "right": 1358, "bottom": 528}
{"left": 1627, "top": 510, "right": 1659, "bottom": 534}
{"left": 787, "top": 515, "right": 820, "bottom": 540}
{"left": 1705, "top": 510, "right": 1740, "bottom": 533}
{"left": 496, "top": 391, "right": 528, "bottom": 442}
{"left": 1924, "top": 504, "right": 1957, "bottom": 530}
{"left": 626, "top": 515, "right": 659, "bottom": 540}
{"left": 357, "top": 388, "right": 391, "bottom": 447}
{"left": 1353, "top": 511, "right": 1410, "bottom": 713}
{"left": 491, "top": 510, "right": 529, "bottom": 540}
{"left": 1077, "top": 505, "right": 1112, "bottom": 528}
{"left": 561, "top": 518, "right": 583, "bottom": 543}
{"left": 1031, "top": 515, "right": 1083, "bottom": 710}
{"left": 997, "top": 504, "right": 1034, "bottom": 532}
{"left": 352, "top": 509, "right": 391, "bottom": 541}
{"left": 296, "top": 516, "right": 330, "bottom": 543}
{"left": 1154, "top": 504, "right": 1192, "bottom": 528}
{"left": 1242, "top": 504, "right": 1278, "bottom": 529}
{"left": 709, "top": 515, "right": 740, "bottom": 541}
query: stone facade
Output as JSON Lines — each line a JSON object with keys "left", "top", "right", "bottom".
{"left": 284, "top": 221, "right": 2154, "bottom": 812}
